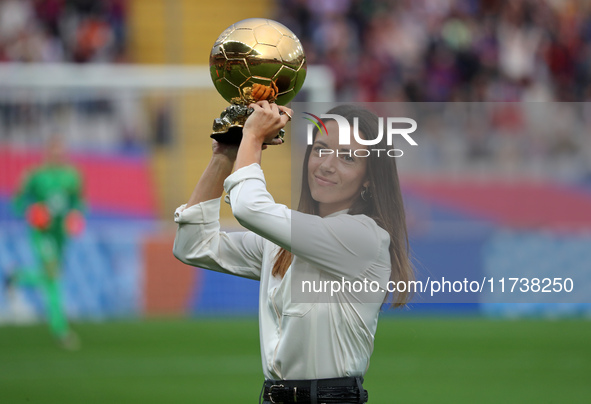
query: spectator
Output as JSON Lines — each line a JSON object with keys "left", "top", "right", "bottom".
{"left": 0, "top": 0, "right": 127, "bottom": 63}
{"left": 277, "top": 0, "right": 591, "bottom": 102}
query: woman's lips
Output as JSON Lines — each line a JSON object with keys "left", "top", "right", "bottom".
{"left": 314, "top": 175, "right": 336, "bottom": 186}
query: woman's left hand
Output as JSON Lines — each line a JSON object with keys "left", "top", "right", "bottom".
{"left": 243, "top": 101, "right": 292, "bottom": 144}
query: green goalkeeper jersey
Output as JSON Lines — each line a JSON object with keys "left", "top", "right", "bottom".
{"left": 13, "top": 164, "right": 84, "bottom": 234}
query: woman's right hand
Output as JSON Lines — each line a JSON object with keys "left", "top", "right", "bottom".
{"left": 243, "top": 101, "right": 292, "bottom": 144}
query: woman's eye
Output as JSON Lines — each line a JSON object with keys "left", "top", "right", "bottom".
{"left": 313, "top": 146, "right": 324, "bottom": 156}
{"left": 341, "top": 154, "right": 355, "bottom": 162}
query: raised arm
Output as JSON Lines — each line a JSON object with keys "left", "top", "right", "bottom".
{"left": 173, "top": 136, "right": 283, "bottom": 280}
{"left": 186, "top": 141, "right": 238, "bottom": 208}
{"left": 186, "top": 128, "right": 284, "bottom": 207}
{"left": 235, "top": 101, "right": 292, "bottom": 170}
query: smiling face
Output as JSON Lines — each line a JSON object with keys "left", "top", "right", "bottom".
{"left": 307, "top": 121, "right": 370, "bottom": 217}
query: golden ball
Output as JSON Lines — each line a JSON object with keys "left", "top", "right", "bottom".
{"left": 210, "top": 18, "right": 307, "bottom": 106}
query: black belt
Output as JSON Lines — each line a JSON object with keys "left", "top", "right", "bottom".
{"left": 261, "top": 376, "right": 368, "bottom": 404}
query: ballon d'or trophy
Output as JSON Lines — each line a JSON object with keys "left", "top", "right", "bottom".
{"left": 209, "top": 18, "right": 307, "bottom": 144}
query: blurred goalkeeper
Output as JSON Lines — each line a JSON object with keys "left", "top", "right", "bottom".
{"left": 9, "top": 136, "right": 85, "bottom": 349}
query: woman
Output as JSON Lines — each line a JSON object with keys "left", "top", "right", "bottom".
{"left": 173, "top": 103, "right": 413, "bottom": 403}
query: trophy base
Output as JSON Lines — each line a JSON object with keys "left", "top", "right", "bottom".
{"left": 211, "top": 104, "right": 285, "bottom": 145}
{"left": 210, "top": 126, "right": 244, "bottom": 145}
{"left": 210, "top": 104, "right": 251, "bottom": 145}
{"left": 210, "top": 126, "right": 286, "bottom": 145}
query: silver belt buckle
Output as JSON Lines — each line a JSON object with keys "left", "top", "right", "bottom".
{"left": 268, "top": 384, "right": 284, "bottom": 404}
{"left": 268, "top": 383, "right": 298, "bottom": 403}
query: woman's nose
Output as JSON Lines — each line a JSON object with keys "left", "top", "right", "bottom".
{"left": 319, "top": 154, "right": 336, "bottom": 173}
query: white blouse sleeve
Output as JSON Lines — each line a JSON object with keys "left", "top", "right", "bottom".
{"left": 224, "top": 163, "right": 387, "bottom": 280}
{"left": 173, "top": 197, "right": 264, "bottom": 280}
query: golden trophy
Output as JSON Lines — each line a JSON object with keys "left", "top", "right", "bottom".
{"left": 209, "top": 18, "right": 307, "bottom": 143}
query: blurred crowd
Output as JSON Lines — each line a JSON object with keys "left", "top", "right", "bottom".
{"left": 277, "top": 0, "right": 591, "bottom": 102}
{"left": 1, "top": 0, "right": 589, "bottom": 179}
{"left": 0, "top": 0, "right": 127, "bottom": 63}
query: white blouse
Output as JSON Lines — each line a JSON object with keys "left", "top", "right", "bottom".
{"left": 173, "top": 163, "right": 391, "bottom": 380}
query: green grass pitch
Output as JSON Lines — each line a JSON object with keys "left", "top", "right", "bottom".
{"left": 1, "top": 317, "right": 590, "bottom": 403}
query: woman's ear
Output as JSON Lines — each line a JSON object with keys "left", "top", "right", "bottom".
{"left": 363, "top": 179, "right": 370, "bottom": 189}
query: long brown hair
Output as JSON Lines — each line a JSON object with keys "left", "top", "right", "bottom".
{"left": 272, "top": 105, "right": 414, "bottom": 307}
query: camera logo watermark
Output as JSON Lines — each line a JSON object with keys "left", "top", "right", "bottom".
{"left": 303, "top": 112, "right": 418, "bottom": 157}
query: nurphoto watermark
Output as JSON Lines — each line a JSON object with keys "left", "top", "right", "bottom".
{"left": 303, "top": 112, "right": 418, "bottom": 157}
